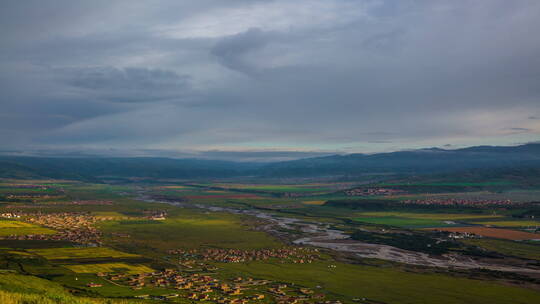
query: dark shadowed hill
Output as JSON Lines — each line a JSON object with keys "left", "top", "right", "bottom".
{"left": 1, "top": 143, "right": 539, "bottom": 180}
{"left": 260, "top": 143, "right": 540, "bottom": 177}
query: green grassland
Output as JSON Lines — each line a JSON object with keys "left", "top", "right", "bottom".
{"left": 65, "top": 263, "right": 153, "bottom": 274}
{"left": 28, "top": 247, "right": 140, "bottom": 260}
{"left": 462, "top": 239, "right": 540, "bottom": 260}
{"left": 217, "top": 260, "right": 540, "bottom": 304}
{"left": 100, "top": 209, "right": 281, "bottom": 253}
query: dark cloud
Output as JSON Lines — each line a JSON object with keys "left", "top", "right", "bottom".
{"left": 211, "top": 28, "right": 272, "bottom": 75}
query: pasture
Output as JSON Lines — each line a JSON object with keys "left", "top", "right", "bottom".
{"left": 28, "top": 247, "right": 140, "bottom": 260}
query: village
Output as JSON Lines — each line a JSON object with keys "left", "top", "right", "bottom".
{"left": 344, "top": 188, "right": 404, "bottom": 196}
{"left": 400, "top": 198, "right": 522, "bottom": 208}
{"left": 94, "top": 268, "right": 336, "bottom": 304}
{"left": 167, "top": 248, "right": 321, "bottom": 264}
{"left": 0, "top": 211, "right": 105, "bottom": 245}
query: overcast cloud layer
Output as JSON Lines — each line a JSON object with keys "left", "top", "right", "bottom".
{"left": 1, "top": 0, "right": 539, "bottom": 159}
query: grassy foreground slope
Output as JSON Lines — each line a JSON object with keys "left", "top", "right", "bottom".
{"left": 0, "top": 272, "right": 140, "bottom": 304}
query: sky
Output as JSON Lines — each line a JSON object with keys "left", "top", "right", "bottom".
{"left": 1, "top": 0, "right": 539, "bottom": 161}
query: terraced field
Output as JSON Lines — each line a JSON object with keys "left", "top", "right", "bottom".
{"left": 28, "top": 247, "right": 140, "bottom": 260}
{"left": 64, "top": 263, "right": 153, "bottom": 274}
{"left": 0, "top": 220, "right": 56, "bottom": 236}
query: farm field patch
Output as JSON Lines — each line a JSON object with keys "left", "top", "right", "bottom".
{"left": 471, "top": 220, "right": 540, "bottom": 227}
{"left": 354, "top": 216, "right": 456, "bottom": 228}
{"left": 356, "top": 212, "right": 503, "bottom": 220}
{"left": 426, "top": 227, "right": 539, "bottom": 240}
{"left": 0, "top": 220, "right": 56, "bottom": 236}
{"left": 28, "top": 247, "right": 140, "bottom": 260}
{"left": 302, "top": 200, "right": 326, "bottom": 205}
{"left": 0, "top": 221, "right": 38, "bottom": 228}
{"left": 64, "top": 263, "right": 153, "bottom": 274}
{"left": 462, "top": 239, "right": 540, "bottom": 260}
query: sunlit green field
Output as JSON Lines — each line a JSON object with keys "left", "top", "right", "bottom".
{"left": 64, "top": 263, "right": 153, "bottom": 274}
{"left": 28, "top": 247, "right": 140, "bottom": 260}
{"left": 0, "top": 220, "right": 56, "bottom": 236}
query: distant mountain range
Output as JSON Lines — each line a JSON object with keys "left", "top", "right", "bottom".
{"left": 1, "top": 143, "right": 539, "bottom": 180}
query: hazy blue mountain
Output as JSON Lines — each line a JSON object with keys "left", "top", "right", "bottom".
{"left": 1, "top": 144, "right": 539, "bottom": 180}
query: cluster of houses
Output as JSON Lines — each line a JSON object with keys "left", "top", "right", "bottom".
{"left": 167, "top": 247, "right": 320, "bottom": 264}
{"left": 401, "top": 198, "right": 517, "bottom": 207}
{"left": 446, "top": 231, "right": 480, "bottom": 239}
{"left": 344, "top": 188, "right": 404, "bottom": 196}
{"left": 100, "top": 268, "right": 333, "bottom": 303}
{"left": 0, "top": 212, "right": 105, "bottom": 245}
{"left": 0, "top": 212, "right": 21, "bottom": 219}
{"left": 142, "top": 210, "right": 168, "bottom": 221}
